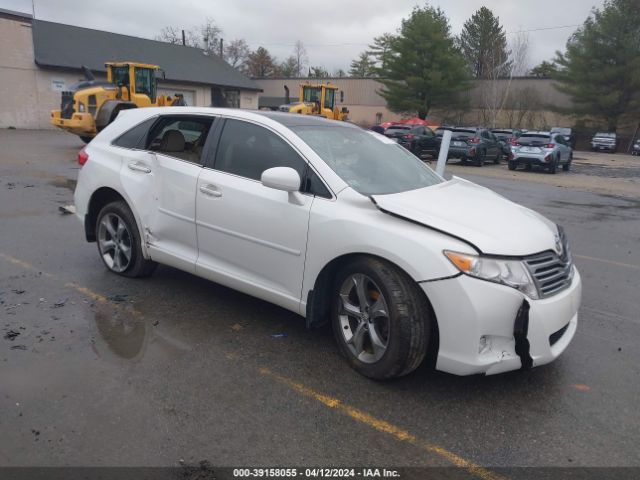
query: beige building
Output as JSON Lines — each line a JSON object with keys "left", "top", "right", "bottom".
{"left": 256, "top": 77, "right": 404, "bottom": 126}
{"left": 0, "top": 8, "right": 261, "bottom": 129}
{"left": 255, "top": 77, "right": 577, "bottom": 130}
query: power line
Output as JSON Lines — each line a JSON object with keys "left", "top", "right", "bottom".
{"left": 506, "top": 24, "right": 582, "bottom": 35}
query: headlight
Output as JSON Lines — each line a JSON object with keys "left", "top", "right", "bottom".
{"left": 444, "top": 251, "right": 538, "bottom": 299}
{"left": 77, "top": 102, "right": 85, "bottom": 113}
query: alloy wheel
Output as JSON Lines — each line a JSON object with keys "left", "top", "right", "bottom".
{"left": 98, "top": 213, "right": 133, "bottom": 273}
{"left": 338, "top": 273, "right": 390, "bottom": 363}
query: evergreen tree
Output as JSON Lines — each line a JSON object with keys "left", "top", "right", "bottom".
{"left": 246, "top": 47, "right": 278, "bottom": 78}
{"left": 529, "top": 60, "right": 557, "bottom": 78}
{"left": 349, "top": 52, "right": 376, "bottom": 77}
{"left": 378, "top": 5, "right": 470, "bottom": 119}
{"left": 459, "top": 7, "right": 511, "bottom": 78}
{"left": 554, "top": 0, "right": 640, "bottom": 130}
{"left": 368, "top": 33, "right": 394, "bottom": 70}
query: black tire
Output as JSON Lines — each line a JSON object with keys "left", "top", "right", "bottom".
{"left": 79, "top": 136, "right": 93, "bottom": 144}
{"left": 548, "top": 156, "right": 558, "bottom": 174}
{"left": 494, "top": 150, "right": 501, "bottom": 164}
{"left": 331, "top": 257, "right": 431, "bottom": 380}
{"left": 563, "top": 152, "right": 572, "bottom": 171}
{"left": 95, "top": 201, "right": 157, "bottom": 278}
{"left": 475, "top": 150, "right": 486, "bottom": 167}
{"left": 525, "top": 164, "right": 532, "bottom": 171}
{"left": 508, "top": 161, "right": 517, "bottom": 171}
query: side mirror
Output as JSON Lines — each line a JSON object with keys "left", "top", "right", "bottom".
{"left": 261, "top": 167, "right": 300, "bottom": 192}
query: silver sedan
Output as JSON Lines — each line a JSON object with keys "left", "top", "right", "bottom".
{"left": 508, "top": 132, "right": 573, "bottom": 173}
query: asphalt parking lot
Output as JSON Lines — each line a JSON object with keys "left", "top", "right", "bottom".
{"left": 1, "top": 130, "right": 639, "bottom": 476}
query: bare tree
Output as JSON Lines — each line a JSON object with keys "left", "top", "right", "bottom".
{"left": 224, "top": 39, "right": 250, "bottom": 70}
{"left": 293, "top": 40, "right": 308, "bottom": 77}
{"left": 156, "top": 18, "right": 223, "bottom": 55}
{"left": 478, "top": 31, "right": 530, "bottom": 127}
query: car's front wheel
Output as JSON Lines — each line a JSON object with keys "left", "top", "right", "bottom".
{"left": 96, "top": 201, "right": 157, "bottom": 278}
{"left": 331, "top": 257, "right": 431, "bottom": 380}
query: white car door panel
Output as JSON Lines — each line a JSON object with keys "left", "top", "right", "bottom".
{"left": 118, "top": 114, "right": 215, "bottom": 273}
{"left": 194, "top": 118, "right": 314, "bottom": 311}
{"left": 195, "top": 171, "right": 313, "bottom": 311}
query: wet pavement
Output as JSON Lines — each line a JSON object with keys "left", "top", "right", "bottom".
{"left": 1, "top": 130, "right": 639, "bottom": 471}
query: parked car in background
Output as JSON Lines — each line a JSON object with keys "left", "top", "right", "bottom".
{"left": 447, "top": 127, "right": 502, "bottom": 166}
{"left": 632, "top": 139, "right": 640, "bottom": 156}
{"left": 509, "top": 131, "right": 573, "bottom": 173}
{"left": 384, "top": 124, "right": 440, "bottom": 158}
{"left": 550, "top": 127, "right": 577, "bottom": 149}
{"left": 591, "top": 132, "right": 618, "bottom": 152}
{"left": 435, "top": 126, "right": 454, "bottom": 138}
{"left": 74, "top": 107, "right": 581, "bottom": 379}
{"left": 491, "top": 128, "right": 524, "bottom": 159}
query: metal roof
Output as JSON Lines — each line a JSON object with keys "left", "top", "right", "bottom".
{"left": 32, "top": 20, "right": 261, "bottom": 91}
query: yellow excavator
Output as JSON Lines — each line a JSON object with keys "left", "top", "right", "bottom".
{"left": 278, "top": 83, "right": 349, "bottom": 121}
{"left": 51, "top": 62, "right": 186, "bottom": 143}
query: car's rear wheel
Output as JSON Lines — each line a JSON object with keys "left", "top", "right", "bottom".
{"left": 331, "top": 257, "right": 431, "bottom": 380}
{"left": 96, "top": 201, "right": 157, "bottom": 278}
{"left": 548, "top": 156, "right": 558, "bottom": 174}
{"left": 563, "top": 152, "right": 572, "bottom": 171}
{"left": 508, "top": 161, "right": 517, "bottom": 171}
{"left": 475, "top": 150, "right": 486, "bottom": 167}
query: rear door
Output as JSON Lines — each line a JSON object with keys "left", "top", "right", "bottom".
{"left": 195, "top": 118, "right": 316, "bottom": 311}
{"left": 118, "top": 114, "right": 216, "bottom": 273}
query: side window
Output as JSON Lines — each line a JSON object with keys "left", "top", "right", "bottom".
{"left": 555, "top": 135, "right": 565, "bottom": 145}
{"left": 214, "top": 119, "right": 308, "bottom": 183}
{"left": 112, "top": 117, "right": 156, "bottom": 149}
{"left": 147, "top": 116, "right": 214, "bottom": 165}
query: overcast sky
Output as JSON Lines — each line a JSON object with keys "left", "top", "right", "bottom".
{"left": 2, "top": 0, "right": 605, "bottom": 73}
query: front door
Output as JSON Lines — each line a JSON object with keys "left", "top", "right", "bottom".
{"left": 195, "top": 118, "right": 313, "bottom": 311}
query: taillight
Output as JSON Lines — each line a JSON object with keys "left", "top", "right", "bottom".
{"left": 78, "top": 147, "right": 89, "bottom": 166}
{"left": 544, "top": 143, "right": 556, "bottom": 148}
{"left": 509, "top": 138, "right": 519, "bottom": 146}
{"left": 468, "top": 137, "right": 480, "bottom": 144}
{"left": 403, "top": 134, "right": 415, "bottom": 140}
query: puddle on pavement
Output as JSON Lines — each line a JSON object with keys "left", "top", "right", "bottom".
{"left": 91, "top": 306, "right": 190, "bottom": 363}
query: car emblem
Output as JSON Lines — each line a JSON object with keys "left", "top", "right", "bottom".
{"left": 555, "top": 235, "right": 563, "bottom": 256}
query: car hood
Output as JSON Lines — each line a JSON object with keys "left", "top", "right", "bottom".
{"left": 371, "top": 177, "right": 559, "bottom": 256}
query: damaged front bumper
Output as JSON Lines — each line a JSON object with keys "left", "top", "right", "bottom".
{"left": 421, "top": 268, "right": 581, "bottom": 376}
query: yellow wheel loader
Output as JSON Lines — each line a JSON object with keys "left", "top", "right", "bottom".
{"left": 51, "top": 62, "right": 186, "bottom": 143}
{"left": 278, "top": 83, "right": 349, "bottom": 121}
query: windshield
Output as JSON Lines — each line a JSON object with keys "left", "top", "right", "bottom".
{"left": 292, "top": 126, "right": 443, "bottom": 196}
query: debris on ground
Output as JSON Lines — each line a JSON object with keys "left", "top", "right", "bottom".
{"left": 6, "top": 182, "right": 16, "bottom": 189}
{"left": 231, "top": 323, "right": 243, "bottom": 332}
{"left": 271, "top": 333, "right": 288, "bottom": 338}
{"left": 10, "top": 345, "right": 27, "bottom": 350}
{"left": 4, "top": 330, "right": 20, "bottom": 341}
{"left": 58, "top": 205, "right": 76, "bottom": 215}
{"left": 52, "top": 298, "right": 68, "bottom": 308}
{"left": 108, "top": 294, "right": 129, "bottom": 303}
{"left": 12, "top": 289, "right": 25, "bottom": 294}
{"left": 152, "top": 320, "right": 159, "bottom": 326}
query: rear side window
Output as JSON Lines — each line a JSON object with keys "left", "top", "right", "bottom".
{"left": 112, "top": 117, "right": 156, "bottom": 149}
{"left": 214, "top": 119, "right": 308, "bottom": 182}
{"left": 147, "top": 116, "right": 214, "bottom": 165}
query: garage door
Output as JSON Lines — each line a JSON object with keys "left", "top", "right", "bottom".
{"left": 157, "top": 88, "right": 195, "bottom": 106}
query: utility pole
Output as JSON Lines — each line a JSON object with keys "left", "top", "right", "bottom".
{"left": 219, "top": 39, "right": 223, "bottom": 57}
{"left": 181, "top": 29, "right": 186, "bottom": 46}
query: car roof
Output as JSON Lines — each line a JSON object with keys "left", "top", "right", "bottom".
{"left": 521, "top": 131, "right": 551, "bottom": 136}
{"left": 253, "top": 110, "right": 359, "bottom": 128}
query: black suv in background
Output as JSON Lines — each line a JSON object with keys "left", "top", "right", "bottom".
{"left": 551, "top": 127, "right": 577, "bottom": 149}
{"left": 591, "top": 132, "right": 618, "bottom": 152}
{"left": 491, "top": 128, "right": 524, "bottom": 159}
{"left": 384, "top": 124, "right": 441, "bottom": 158}
{"left": 447, "top": 127, "right": 502, "bottom": 166}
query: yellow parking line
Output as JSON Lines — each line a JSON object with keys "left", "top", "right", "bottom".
{"left": 0, "top": 253, "right": 53, "bottom": 277}
{"left": 574, "top": 254, "right": 640, "bottom": 271}
{"left": 259, "top": 368, "right": 505, "bottom": 480}
{"left": 2, "top": 252, "right": 500, "bottom": 478}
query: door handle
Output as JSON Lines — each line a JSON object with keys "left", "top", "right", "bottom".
{"left": 128, "top": 162, "right": 151, "bottom": 174}
{"left": 199, "top": 184, "right": 222, "bottom": 197}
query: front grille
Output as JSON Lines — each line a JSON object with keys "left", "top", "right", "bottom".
{"left": 524, "top": 228, "right": 573, "bottom": 298}
{"left": 60, "top": 91, "right": 74, "bottom": 119}
{"left": 549, "top": 322, "right": 570, "bottom": 346}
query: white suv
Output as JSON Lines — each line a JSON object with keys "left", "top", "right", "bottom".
{"left": 74, "top": 107, "right": 581, "bottom": 379}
